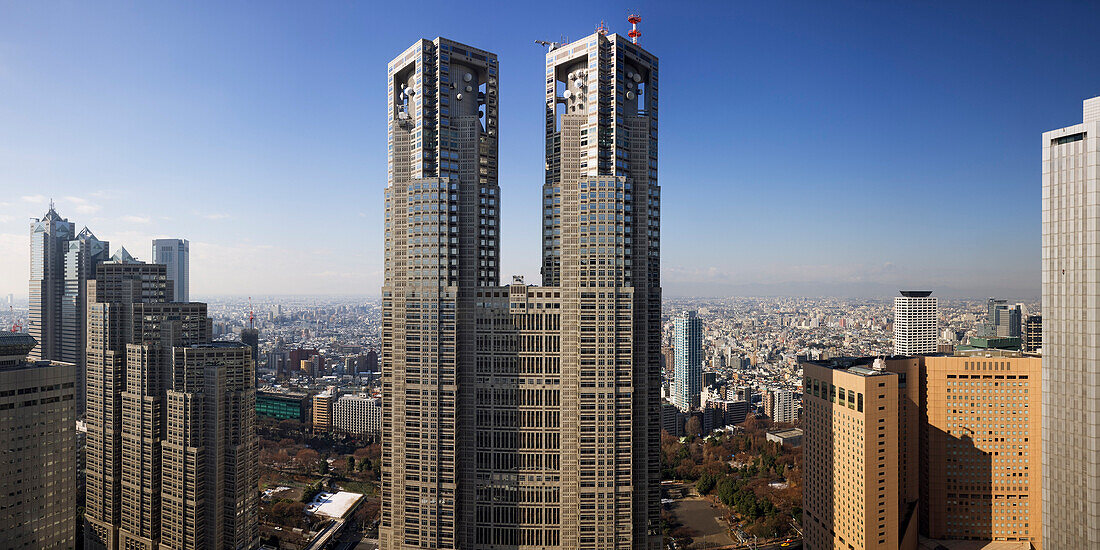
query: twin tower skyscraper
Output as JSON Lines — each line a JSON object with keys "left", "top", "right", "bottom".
{"left": 381, "top": 31, "right": 662, "bottom": 549}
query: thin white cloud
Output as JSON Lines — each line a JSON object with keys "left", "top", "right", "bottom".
{"left": 202, "top": 213, "right": 229, "bottom": 220}
{"left": 121, "top": 215, "right": 151, "bottom": 224}
{"left": 21, "top": 195, "right": 45, "bottom": 203}
{"left": 63, "top": 196, "right": 101, "bottom": 214}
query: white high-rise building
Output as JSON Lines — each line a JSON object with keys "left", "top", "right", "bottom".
{"left": 1042, "top": 94, "right": 1100, "bottom": 547}
{"left": 152, "top": 238, "right": 189, "bottom": 302}
{"left": 893, "top": 291, "right": 937, "bottom": 355}
{"left": 332, "top": 393, "right": 382, "bottom": 437}
{"left": 766, "top": 388, "right": 796, "bottom": 424}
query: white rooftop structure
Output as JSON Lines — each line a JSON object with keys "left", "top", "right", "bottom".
{"left": 305, "top": 491, "right": 363, "bottom": 520}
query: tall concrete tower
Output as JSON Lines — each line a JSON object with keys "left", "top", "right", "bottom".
{"left": 380, "top": 37, "right": 499, "bottom": 550}
{"left": 539, "top": 28, "right": 662, "bottom": 549}
{"left": 83, "top": 255, "right": 256, "bottom": 550}
{"left": 381, "top": 29, "right": 660, "bottom": 550}
{"left": 893, "top": 290, "right": 937, "bottom": 355}
{"left": 1042, "top": 95, "right": 1100, "bottom": 547}
{"left": 152, "top": 238, "right": 189, "bottom": 302}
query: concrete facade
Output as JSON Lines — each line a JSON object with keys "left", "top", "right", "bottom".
{"left": 1041, "top": 95, "right": 1100, "bottom": 548}
{"left": 803, "top": 353, "right": 1042, "bottom": 549}
{"left": 152, "top": 239, "right": 189, "bottom": 302}
{"left": 0, "top": 333, "right": 78, "bottom": 549}
{"left": 894, "top": 291, "right": 938, "bottom": 355}
{"left": 381, "top": 32, "right": 661, "bottom": 550}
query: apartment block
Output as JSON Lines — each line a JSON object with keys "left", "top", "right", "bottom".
{"left": 894, "top": 291, "right": 938, "bottom": 355}
{"left": 312, "top": 387, "right": 336, "bottom": 433}
{"left": 332, "top": 392, "right": 381, "bottom": 437}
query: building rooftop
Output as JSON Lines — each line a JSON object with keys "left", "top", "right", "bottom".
{"left": 305, "top": 491, "right": 363, "bottom": 519}
{"left": 0, "top": 333, "right": 37, "bottom": 358}
{"left": 899, "top": 290, "right": 933, "bottom": 297}
{"left": 801, "top": 356, "right": 910, "bottom": 376}
{"left": 768, "top": 428, "right": 803, "bottom": 439}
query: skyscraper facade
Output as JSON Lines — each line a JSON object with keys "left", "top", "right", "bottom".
{"left": 982, "top": 298, "right": 1022, "bottom": 338}
{"left": 0, "top": 333, "right": 78, "bottom": 549}
{"left": 1023, "top": 314, "right": 1042, "bottom": 354}
{"left": 381, "top": 31, "right": 661, "bottom": 550}
{"left": 29, "top": 204, "right": 74, "bottom": 362}
{"left": 152, "top": 238, "right": 190, "bottom": 302}
{"left": 83, "top": 254, "right": 256, "bottom": 550}
{"left": 803, "top": 353, "right": 1042, "bottom": 549}
{"left": 893, "top": 290, "right": 938, "bottom": 355}
{"left": 29, "top": 204, "right": 109, "bottom": 414}
{"left": 1041, "top": 94, "right": 1100, "bottom": 547}
{"left": 673, "top": 311, "right": 702, "bottom": 411}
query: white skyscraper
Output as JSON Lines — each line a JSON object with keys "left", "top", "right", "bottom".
{"left": 152, "top": 238, "right": 189, "bottom": 302}
{"left": 1042, "top": 94, "right": 1100, "bottom": 548}
{"left": 893, "top": 290, "right": 937, "bottom": 355}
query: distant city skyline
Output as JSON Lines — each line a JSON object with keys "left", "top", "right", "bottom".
{"left": 3, "top": 2, "right": 1099, "bottom": 299}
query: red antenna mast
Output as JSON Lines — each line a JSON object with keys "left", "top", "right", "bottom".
{"left": 10, "top": 305, "right": 20, "bottom": 332}
{"left": 628, "top": 13, "right": 642, "bottom": 44}
{"left": 596, "top": 21, "right": 609, "bottom": 36}
{"left": 248, "top": 297, "right": 254, "bottom": 330}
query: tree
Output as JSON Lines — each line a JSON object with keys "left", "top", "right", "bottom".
{"left": 695, "top": 473, "right": 718, "bottom": 495}
{"left": 295, "top": 448, "right": 320, "bottom": 471}
{"left": 346, "top": 455, "right": 355, "bottom": 473}
{"left": 685, "top": 416, "right": 702, "bottom": 438}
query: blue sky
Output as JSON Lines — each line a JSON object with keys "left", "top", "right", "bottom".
{"left": 1, "top": 1, "right": 1097, "bottom": 299}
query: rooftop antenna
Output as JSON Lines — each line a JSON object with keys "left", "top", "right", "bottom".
{"left": 248, "top": 296, "right": 254, "bottom": 330}
{"left": 627, "top": 13, "right": 642, "bottom": 44}
{"left": 596, "top": 21, "right": 609, "bottom": 36}
{"left": 534, "top": 39, "right": 562, "bottom": 52}
{"left": 10, "top": 305, "right": 20, "bottom": 333}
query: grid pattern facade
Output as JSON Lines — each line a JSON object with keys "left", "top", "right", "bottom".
{"left": 541, "top": 32, "right": 662, "bottom": 549}
{"left": 923, "top": 355, "right": 1041, "bottom": 546}
{"left": 333, "top": 393, "right": 381, "bottom": 436}
{"left": 84, "top": 260, "right": 255, "bottom": 550}
{"left": 0, "top": 341, "right": 77, "bottom": 549}
{"left": 893, "top": 294, "right": 938, "bottom": 355}
{"left": 803, "top": 354, "right": 1042, "bottom": 549}
{"left": 152, "top": 239, "right": 189, "bottom": 302}
{"left": 381, "top": 37, "right": 499, "bottom": 550}
{"left": 802, "top": 361, "right": 906, "bottom": 550}
{"left": 160, "top": 344, "right": 258, "bottom": 550}
{"left": 673, "top": 311, "right": 701, "bottom": 411}
{"left": 381, "top": 32, "right": 660, "bottom": 550}
{"left": 1041, "top": 95, "right": 1100, "bottom": 548}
